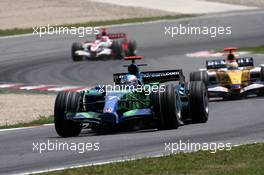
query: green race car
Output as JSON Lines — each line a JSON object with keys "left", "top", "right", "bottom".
{"left": 54, "top": 56, "right": 209, "bottom": 137}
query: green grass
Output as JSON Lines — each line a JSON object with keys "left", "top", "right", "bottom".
{"left": 0, "top": 15, "right": 195, "bottom": 36}
{"left": 0, "top": 116, "right": 53, "bottom": 129}
{"left": 240, "top": 45, "right": 264, "bottom": 54}
{"left": 39, "top": 143, "right": 264, "bottom": 175}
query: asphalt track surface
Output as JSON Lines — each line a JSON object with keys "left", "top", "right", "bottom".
{"left": 0, "top": 10, "right": 264, "bottom": 175}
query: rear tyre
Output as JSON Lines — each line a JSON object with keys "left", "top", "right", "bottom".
{"left": 111, "top": 40, "right": 124, "bottom": 59}
{"left": 258, "top": 67, "right": 264, "bottom": 96}
{"left": 190, "top": 71, "right": 209, "bottom": 86}
{"left": 127, "top": 40, "right": 137, "bottom": 56}
{"left": 189, "top": 81, "right": 209, "bottom": 123}
{"left": 260, "top": 67, "right": 264, "bottom": 81}
{"left": 71, "top": 42, "right": 83, "bottom": 61}
{"left": 54, "top": 91, "right": 82, "bottom": 137}
{"left": 150, "top": 84, "right": 181, "bottom": 130}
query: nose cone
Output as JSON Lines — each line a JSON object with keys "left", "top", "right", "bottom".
{"left": 101, "top": 92, "right": 126, "bottom": 125}
{"left": 103, "top": 95, "right": 119, "bottom": 113}
{"left": 227, "top": 70, "right": 242, "bottom": 89}
{"left": 103, "top": 91, "right": 127, "bottom": 113}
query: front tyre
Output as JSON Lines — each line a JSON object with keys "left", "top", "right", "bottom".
{"left": 190, "top": 71, "right": 209, "bottom": 86}
{"left": 54, "top": 91, "right": 82, "bottom": 137}
{"left": 150, "top": 84, "right": 181, "bottom": 130}
{"left": 71, "top": 42, "right": 83, "bottom": 61}
{"left": 189, "top": 81, "right": 209, "bottom": 123}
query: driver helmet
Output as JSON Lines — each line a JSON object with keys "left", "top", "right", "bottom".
{"left": 101, "top": 36, "right": 109, "bottom": 42}
{"left": 226, "top": 61, "right": 238, "bottom": 70}
{"left": 227, "top": 53, "right": 235, "bottom": 62}
{"left": 120, "top": 74, "right": 138, "bottom": 87}
{"left": 102, "top": 31, "right": 107, "bottom": 36}
{"left": 101, "top": 27, "right": 107, "bottom": 36}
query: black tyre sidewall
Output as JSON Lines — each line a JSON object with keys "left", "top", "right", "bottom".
{"left": 258, "top": 67, "right": 264, "bottom": 96}
{"left": 189, "top": 81, "right": 209, "bottom": 123}
{"left": 71, "top": 42, "right": 83, "bottom": 61}
{"left": 189, "top": 71, "right": 209, "bottom": 86}
{"left": 112, "top": 40, "right": 124, "bottom": 59}
{"left": 128, "top": 40, "right": 137, "bottom": 56}
{"left": 151, "top": 84, "right": 181, "bottom": 129}
{"left": 54, "top": 91, "right": 82, "bottom": 137}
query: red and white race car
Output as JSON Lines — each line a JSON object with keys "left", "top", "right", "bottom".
{"left": 71, "top": 28, "right": 137, "bottom": 61}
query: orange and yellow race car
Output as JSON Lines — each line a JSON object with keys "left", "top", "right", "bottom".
{"left": 190, "top": 48, "right": 264, "bottom": 99}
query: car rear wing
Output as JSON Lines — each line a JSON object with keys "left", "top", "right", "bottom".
{"left": 236, "top": 57, "right": 254, "bottom": 67}
{"left": 206, "top": 57, "right": 254, "bottom": 69}
{"left": 113, "top": 69, "right": 185, "bottom": 84}
{"left": 96, "top": 33, "right": 127, "bottom": 40}
{"left": 206, "top": 59, "right": 226, "bottom": 70}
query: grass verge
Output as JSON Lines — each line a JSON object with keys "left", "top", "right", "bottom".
{"left": 0, "top": 116, "right": 53, "bottom": 129}
{"left": 0, "top": 15, "right": 195, "bottom": 36}
{"left": 39, "top": 143, "right": 264, "bottom": 175}
{"left": 240, "top": 45, "right": 264, "bottom": 54}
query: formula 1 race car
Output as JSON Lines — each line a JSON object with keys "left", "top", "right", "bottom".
{"left": 71, "top": 29, "right": 136, "bottom": 61}
{"left": 54, "top": 56, "right": 209, "bottom": 137}
{"left": 190, "top": 48, "right": 264, "bottom": 99}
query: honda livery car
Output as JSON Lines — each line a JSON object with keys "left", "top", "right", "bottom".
{"left": 54, "top": 56, "right": 209, "bottom": 137}
{"left": 190, "top": 48, "right": 264, "bottom": 99}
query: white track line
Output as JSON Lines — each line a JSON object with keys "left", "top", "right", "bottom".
{"left": 16, "top": 154, "right": 164, "bottom": 175}
{"left": 0, "top": 33, "right": 34, "bottom": 39}
{"left": 0, "top": 124, "right": 54, "bottom": 132}
{"left": 0, "top": 125, "right": 45, "bottom": 132}
{"left": 0, "top": 83, "right": 23, "bottom": 88}
{"left": 19, "top": 85, "right": 52, "bottom": 90}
